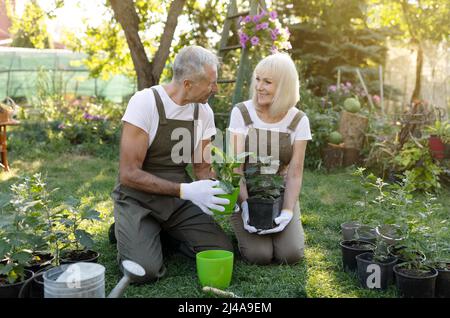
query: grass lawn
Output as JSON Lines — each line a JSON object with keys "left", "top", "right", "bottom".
{"left": 1, "top": 142, "right": 449, "bottom": 298}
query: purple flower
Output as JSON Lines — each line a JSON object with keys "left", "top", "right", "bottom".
{"left": 253, "top": 14, "right": 261, "bottom": 23}
{"left": 260, "top": 22, "right": 269, "bottom": 30}
{"left": 239, "top": 32, "right": 249, "bottom": 48}
{"left": 269, "top": 11, "right": 278, "bottom": 20}
{"left": 243, "top": 15, "right": 252, "bottom": 23}
{"left": 328, "top": 85, "right": 337, "bottom": 92}
{"left": 270, "top": 45, "right": 278, "bottom": 54}
{"left": 270, "top": 29, "right": 278, "bottom": 40}
{"left": 250, "top": 36, "right": 260, "bottom": 46}
{"left": 83, "top": 112, "right": 93, "bottom": 120}
{"left": 345, "top": 81, "right": 352, "bottom": 88}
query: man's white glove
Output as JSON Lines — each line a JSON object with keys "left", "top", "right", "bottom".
{"left": 180, "top": 180, "right": 230, "bottom": 215}
{"left": 240, "top": 201, "right": 258, "bottom": 233}
{"left": 258, "top": 209, "right": 293, "bottom": 235}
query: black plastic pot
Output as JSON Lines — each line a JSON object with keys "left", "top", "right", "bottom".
{"left": 247, "top": 196, "right": 282, "bottom": 230}
{"left": 60, "top": 249, "right": 100, "bottom": 264}
{"left": 340, "top": 221, "right": 361, "bottom": 241}
{"left": 0, "top": 269, "right": 34, "bottom": 298}
{"left": 393, "top": 263, "right": 438, "bottom": 298}
{"left": 356, "top": 252, "right": 398, "bottom": 290}
{"left": 25, "top": 252, "right": 54, "bottom": 273}
{"left": 340, "top": 240, "right": 376, "bottom": 272}
{"left": 434, "top": 261, "right": 450, "bottom": 298}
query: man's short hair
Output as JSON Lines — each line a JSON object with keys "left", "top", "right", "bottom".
{"left": 173, "top": 46, "right": 219, "bottom": 83}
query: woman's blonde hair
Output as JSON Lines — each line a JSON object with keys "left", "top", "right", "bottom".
{"left": 250, "top": 53, "right": 300, "bottom": 117}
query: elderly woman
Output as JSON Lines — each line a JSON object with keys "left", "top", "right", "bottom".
{"left": 228, "top": 53, "right": 312, "bottom": 265}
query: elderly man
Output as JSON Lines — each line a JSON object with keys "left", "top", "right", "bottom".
{"left": 111, "top": 46, "right": 232, "bottom": 283}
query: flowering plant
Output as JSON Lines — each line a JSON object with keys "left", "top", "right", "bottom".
{"left": 238, "top": 10, "right": 291, "bottom": 53}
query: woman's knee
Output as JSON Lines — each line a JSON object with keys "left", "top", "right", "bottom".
{"left": 275, "top": 247, "right": 304, "bottom": 265}
{"left": 241, "top": 248, "right": 273, "bottom": 265}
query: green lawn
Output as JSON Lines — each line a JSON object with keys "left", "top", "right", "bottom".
{"left": 1, "top": 142, "right": 449, "bottom": 298}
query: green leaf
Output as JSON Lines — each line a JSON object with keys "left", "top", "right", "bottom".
{"left": 75, "top": 229, "right": 94, "bottom": 249}
{"left": 82, "top": 209, "right": 101, "bottom": 221}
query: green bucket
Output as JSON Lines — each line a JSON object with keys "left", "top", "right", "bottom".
{"left": 211, "top": 186, "right": 240, "bottom": 215}
{"left": 196, "top": 250, "right": 234, "bottom": 289}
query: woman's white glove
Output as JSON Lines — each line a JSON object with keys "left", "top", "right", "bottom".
{"left": 180, "top": 180, "right": 230, "bottom": 215}
{"left": 258, "top": 209, "right": 293, "bottom": 235}
{"left": 240, "top": 201, "right": 258, "bottom": 233}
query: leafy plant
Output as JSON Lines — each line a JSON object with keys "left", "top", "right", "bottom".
{"left": 210, "top": 146, "right": 247, "bottom": 194}
{"left": 392, "top": 139, "right": 442, "bottom": 192}
{"left": 57, "top": 197, "right": 101, "bottom": 253}
{"left": 245, "top": 156, "right": 285, "bottom": 200}
{"left": 425, "top": 120, "right": 450, "bottom": 143}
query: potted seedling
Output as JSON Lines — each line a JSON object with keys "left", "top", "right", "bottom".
{"left": 356, "top": 239, "right": 398, "bottom": 290}
{"left": 57, "top": 197, "right": 101, "bottom": 264}
{"left": 0, "top": 195, "right": 35, "bottom": 298}
{"left": 210, "top": 146, "right": 248, "bottom": 215}
{"left": 342, "top": 168, "right": 379, "bottom": 242}
{"left": 392, "top": 193, "right": 440, "bottom": 298}
{"left": 244, "top": 156, "right": 285, "bottom": 230}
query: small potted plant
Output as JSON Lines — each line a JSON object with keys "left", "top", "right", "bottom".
{"left": 425, "top": 120, "right": 450, "bottom": 160}
{"left": 356, "top": 239, "right": 398, "bottom": 290}
{"left": 57, "top": 197, "right": 102, "bottom": 264}
{"left": 244, "top": 156, "right": 285, "bottom": 230}
{"left": 210, "top": 146, "right": 247, "bottom": 215}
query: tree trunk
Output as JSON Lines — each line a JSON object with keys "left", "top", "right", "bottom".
{"left": 110, "top": 0, "right": 153, "bottom": 89}
{"left": 411, "top": 42, "right": 423, "bottom": 104}
{"left": 110, "top": 0, "right": 186, "bottom": 90}
{"left": 151, "top": 0, "right": 186, "bottom": 84}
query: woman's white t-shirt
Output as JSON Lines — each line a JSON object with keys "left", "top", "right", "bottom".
{"left": 122, "top": 85, "right": 216, "bottom": 149}
{"left": 228, "top": 100, "right": 312, "bottom": 143}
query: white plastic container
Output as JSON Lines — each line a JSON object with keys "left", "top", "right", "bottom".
{"left": 44, "top": 262, "right": 105, "bottom": 298}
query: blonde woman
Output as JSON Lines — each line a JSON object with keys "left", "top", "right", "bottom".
{"left": 228, "top": 53, "right": 311, "bottom": 265}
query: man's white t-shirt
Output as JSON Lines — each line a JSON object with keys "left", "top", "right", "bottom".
{"left": 228, "top": 100, "right": 312, "bottom": 143}
{"left": 122, "top": 85, "right": 216, "bottom": 149}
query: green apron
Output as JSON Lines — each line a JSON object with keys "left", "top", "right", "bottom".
{"left": 236, "top": 103, "right": 304, "bottom": 192}
{"left": 111, "top": 87, "right": 232, "bottom": 282}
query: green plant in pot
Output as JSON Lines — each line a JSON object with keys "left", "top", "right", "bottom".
{"left": 425, "top": 120, "right": 450, "bottom": 160}
{"left": 245, "top": 156, "right": 285, "bottom": 230}
{"left": 57, "top": 196, "right": 102, "bottom": 264}
{"left": 356, "top": 238, "right": 398, "bottom": 290}
{"left": 392, "top": 192, "right": 441, "bottom": 298}
{"left": 210, "top": 146, "right": 248, "bottom": 215}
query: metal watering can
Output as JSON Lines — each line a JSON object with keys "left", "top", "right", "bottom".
{"left": 20, "top": 260, "right": 145, "bottom": 298}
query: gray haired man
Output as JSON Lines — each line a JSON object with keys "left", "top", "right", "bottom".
{"left": 111, "top": 46, "right": 232, "bottom": 283}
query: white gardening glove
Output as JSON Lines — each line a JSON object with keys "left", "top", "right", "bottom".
{"left": 241, "top": 201, "right": 258, "bottom": 233}
{"left": 180, "top": 180, "right": 230, "bottom": 215}
{"left": 258, "top": 209, "right": 293, "bottom": 235}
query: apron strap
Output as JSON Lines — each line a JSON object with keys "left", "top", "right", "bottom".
{"left": 151, "top": 87, "right": 168, "bottom": 126}
{"left": 236, "top": 103, "right": 253, "bottom": 127}
{"left": 287, "top": 110, "right": 305, "bottom": 132}
{"left": 194, "top": 103, "right": 199, "bottom": 120}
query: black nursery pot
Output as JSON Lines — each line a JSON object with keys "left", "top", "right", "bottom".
{"left": 60, "top": 249, "right": 100, "bottom": 264}
{"left": 25, "top": 252, "right": 54, "bottom": 273}
{"left": 435, "top": 261, "right": 450, "bottom": 298}
{"left": 0, "top": 270, "right": 34, "bottom": 298}
{"left": 340, "top": 240, "right": 376, "bottom": 272}
{"left": 356, "top": 252, "right": 398, "bottom": 290}
{"left": 247, "top": 197, "right": 282, "bottom": 230}
{"left": 393, "top": 263, "right": 438, "bottom": 298}
{"left": 387, "top": 245, "right": 426, "bottom": 265}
